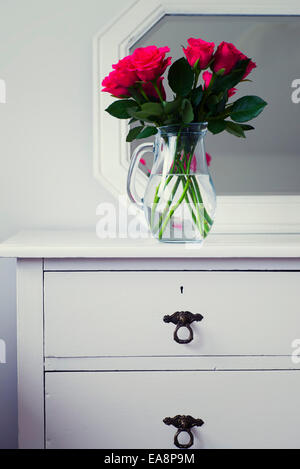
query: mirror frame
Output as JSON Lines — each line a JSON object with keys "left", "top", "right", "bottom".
{"left": 93, "top": 0, "right": 300, "bottom": 233}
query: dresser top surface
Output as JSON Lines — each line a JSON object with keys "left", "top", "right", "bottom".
{"left": 0, "top": 230, "right": 300, "bottom": 259}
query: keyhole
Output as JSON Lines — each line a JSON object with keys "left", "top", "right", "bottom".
{"left": 180, "top": 286, "right": 184, "bottom": 294}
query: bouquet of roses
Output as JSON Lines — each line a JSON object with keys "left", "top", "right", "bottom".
{"left": 102, "top": 38, "right": 267, "bottom": 141}
{"left": 101, "top": 39, "right": 267, "bottom": 242}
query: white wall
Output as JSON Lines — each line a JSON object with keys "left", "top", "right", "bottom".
{"left": 0, "top": 0, "right": 135, "bottom": 448}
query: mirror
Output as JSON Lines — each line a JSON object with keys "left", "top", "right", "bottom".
{"left": 130, "top": 15, "right": 300, "bottom": 196}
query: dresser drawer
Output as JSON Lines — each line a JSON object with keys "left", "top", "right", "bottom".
{"left": 45, "top": 370, "right": 300, "bottom": 449}
{"left": 44, "top": 271, "right": 300, "bottom": 357}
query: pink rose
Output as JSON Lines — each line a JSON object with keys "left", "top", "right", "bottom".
{"left": 142, "top": 77, "right": 166, "bottom": 101}
{"left": 129, "top": 45, "right": 171, "bottom": 81}
{"left": 112, "top": 56, "right": 138, "bottom": 87}
{"left": 102, "top": 70, "right": 130, "bottom": 98}
{"left": 203, "top": 71, "right": 236, "bottom": 97}
{"left": 202, "top": 71, "right": 212, "bottom": 89}
{"left": 102, "top": 55, "right": 138, "bottom": 97}
{"left": 212, "top": 41, "right": 256, "bottom": 78}
{"left": 183, "top": 37, "right": 215, "bottom": 69}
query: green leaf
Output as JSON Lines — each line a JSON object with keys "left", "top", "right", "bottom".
{"left": 126, "top": 125, "right": 144, "bottom": 142}
{"left": 128, "top": 103, "right": 164, "bottom": 123}
{"left": 140, "top": 102, "right": 164, "bottom": 116}
{"left": 105, "top": 99, "right": 138, "bottom": 119}
{"left": 190, "top": 86, "right": 203, "bottom": 107}
{"left": 164, "top": 98, "right": 182, "bottom": 114}
{"left": 206, "top": 94, "right": 219, "bottom": 109}
{"left": 230, "top": 96, "right": 267, "bottom": 122}
{"left": 181, "top": 99, "right": 194, "bottom": 124}
{"left": 225, "top": 121, "right": 246, "bottom": 138}
{"left": 128, "top": 110, "right": 157, "bottom": 123}
{"left": 239, "top": 124, "right": 255, "bottom": 131}
{"left": 136, "top": 126, "right": 158, "bottom": 139}
{"left": 168, "top": 58, "right": 194, "bottom": 97}
{"left": 208, "top": 120, "right": 226, "bottom": 134}
{"left": 216, "top": 93, "right": 227, "bottom": 115}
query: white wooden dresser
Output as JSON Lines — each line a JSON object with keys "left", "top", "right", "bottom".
{"left": 1, "top": 230, "right": 300, "bottom": 449}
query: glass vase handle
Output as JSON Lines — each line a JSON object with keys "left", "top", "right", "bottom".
{"left": 127, "top": 142, "right": 154, "bottom": 210}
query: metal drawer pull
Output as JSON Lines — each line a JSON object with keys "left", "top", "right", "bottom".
{"left": 163, "top": 311, "right": 203, "bottom": 344}
{"left": 163, "top": 415, "right": 204, "bottom": 449}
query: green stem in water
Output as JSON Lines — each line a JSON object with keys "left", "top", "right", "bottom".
{"left": 150, "top": 184, "right": 160, "bottom": 229}
{"left": 153, "top": 148, "right": 188, "bottom": 233}
{"left": 158, "top": 179, "right": 191, "bottom": 240}
{"left": 180, "top": 177, "right": 201, "bottom": 234}
{"left": 176, "top": 159, "right": 204, "bottom": 236}
{"left": 177, "top": 158, "right": 212, "bottom": 237}
{"left": 152, "top": 176, "right": 181, "bottom": 234}
{"left": 154, "top": 149, "right": 198, "bottom": 237}
{"left": 191, "top": 176, "right": 213, "bottom": 226}
{"left": 150, "top": 128, "right": 183, "bottom": 231}
{"left": 185, "top": 176, "right": 204, "bottom": 238}
{"left": 150, "top": 129, "right": 213, "bottom": 240}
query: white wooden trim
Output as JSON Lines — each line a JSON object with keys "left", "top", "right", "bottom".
{"left": 17, "top": 259, "right": 44, "bottom": 449}
{"left": 43, "top": 257, "right": 300, "bottom": 271}
{"left": 93, "top": 0, "right": 300, "bottom": 234}
{"left": 45, "top": 356, "right": 300, "bottom": 372}
{"left": 2, "top": 231, "right": 300, "bottom": 259}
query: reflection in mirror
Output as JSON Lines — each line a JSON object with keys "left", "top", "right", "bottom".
{"left": 130, "top": 15, "right": 300, "bottom": 196}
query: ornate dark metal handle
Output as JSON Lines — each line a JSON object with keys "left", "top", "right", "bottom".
{"left": 163, "top": 311, "right": 203, "bottom": 344}
{"left": 163, "top": 415, "right": 204, "bottom": 449}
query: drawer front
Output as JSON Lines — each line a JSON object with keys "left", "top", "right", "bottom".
{"left": 44, "top": 271, "right": 300, "bottom": 357}
{"left": 45, "top": 371, "right": 300, "bottom": 449}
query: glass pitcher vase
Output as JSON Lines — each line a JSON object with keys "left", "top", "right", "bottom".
{"left": 127, "top": 123, "right": 216, "bottom": 243}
